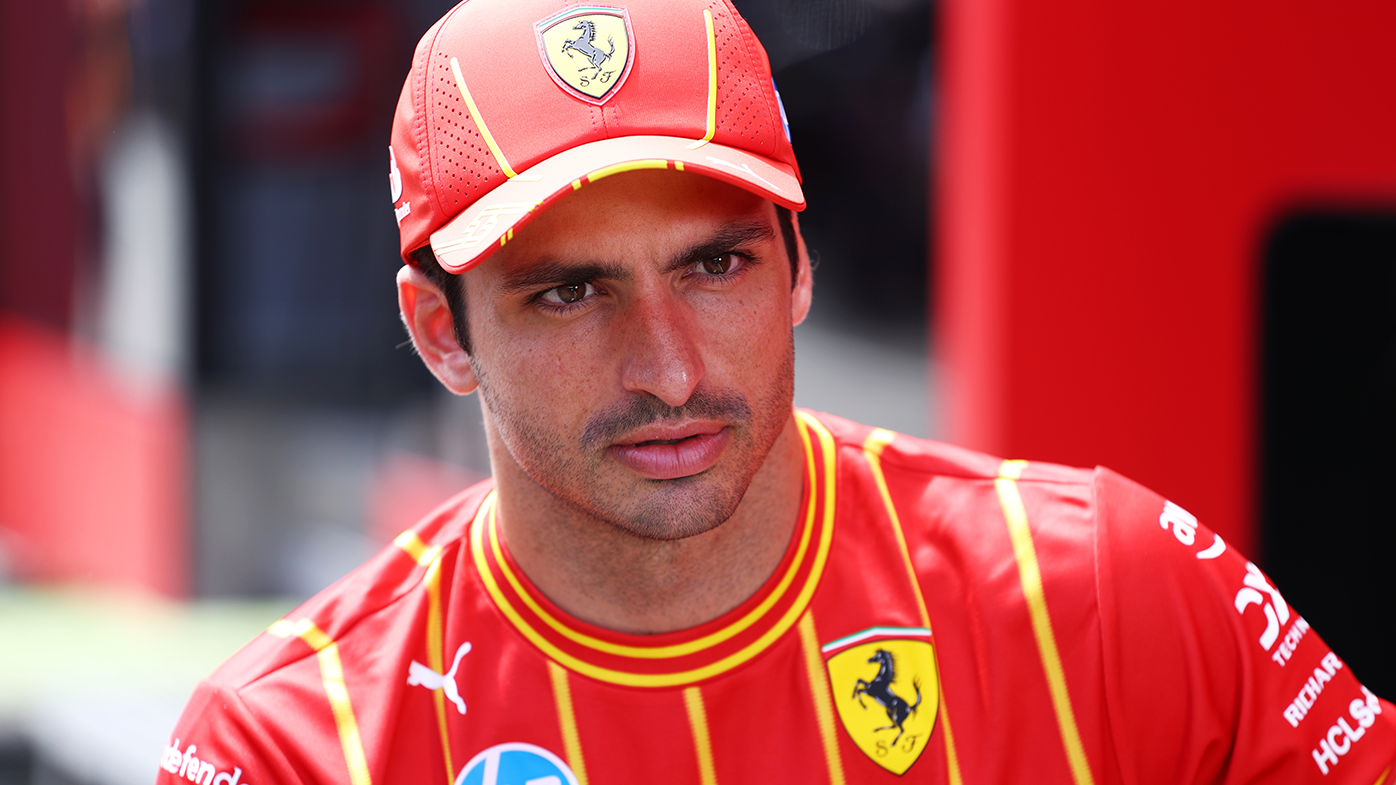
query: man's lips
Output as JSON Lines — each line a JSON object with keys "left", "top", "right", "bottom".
{"left": 607, "top": 425, "right": 733, "bottom": 480}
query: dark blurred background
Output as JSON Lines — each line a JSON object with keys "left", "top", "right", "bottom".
{"left": 3, "top": 0, "right": 1395, "bottom": 782}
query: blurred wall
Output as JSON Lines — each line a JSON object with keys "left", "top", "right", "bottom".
{"left": 0, "top": 2, "right": 80, "bottom": 328}
{"left": 938, "top": 0, "right": 1396, "bottom": 560}
{"left": 937, "top": 0, "right": 1396, "bottom": 695}
{"left": 0, "top": 0, "right": 193, "bottom": 596}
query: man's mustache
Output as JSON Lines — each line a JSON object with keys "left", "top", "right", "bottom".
{"left": 582, "top": 388, "right": 752, "bottom": 447}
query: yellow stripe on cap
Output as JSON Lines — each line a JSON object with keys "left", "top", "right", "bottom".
{"left": 687, "top": 9, "right": 718, "bottom": 150}
{"left": 585, "top": 159, "right": 673, "bottom": 184}
{"left": 995, "top": 460, "right": 1096, "bottom": 785}
{"left": 450, "top": 57, "right": 518, "bottom": 179}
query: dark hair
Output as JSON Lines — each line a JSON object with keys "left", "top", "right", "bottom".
{"left": 411, "top": 205, "right": 799, "bottom": 354}
{"left": 411, "top": 244, "right": 472, "bottom": 353}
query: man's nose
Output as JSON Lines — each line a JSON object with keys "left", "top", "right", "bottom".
{"left": 618, "top": 294, "right": 706, "bottom": 407}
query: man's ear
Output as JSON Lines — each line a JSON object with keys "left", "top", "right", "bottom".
{"left": 789, "top": 211, "right": 813, "bottom": 326}
{"left": 397, "top": 265, "right": 478, "bottom": 395}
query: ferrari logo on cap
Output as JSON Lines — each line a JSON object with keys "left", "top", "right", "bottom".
{"left": 536, "top": 6, "right": 634, "bottom": 104}
{"left": 823, "top": 628, "right": 939, "bottom": 775}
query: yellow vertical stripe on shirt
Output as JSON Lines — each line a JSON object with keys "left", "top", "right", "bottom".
{"left": 548, "top": 662, "right": 590, "bottom": 785}
{"left": 860, "top": 429, "right": 963, "bottom": 785}
{"left": 268, "top": 618, "right": 372, "bottom": 785}
{"left": 683, "top": 687, "right": 719, "bottom": 785}
{"left": 938, "top": 695, "right": 964, "bottom": 785}
{"left": 995, "top": 460, "right": 1095, "bottom": 785}
{"left": 861, "top": 429, "right": 931, "bottom": 630}
{"left": 1372, "top": 766, "right": 1391, "bottom": 785}
{"left": 797, "top": 612, "right": 846, "bottom": 785}
{"left": 424, "top": 553, "right": 455, "bottom": 783}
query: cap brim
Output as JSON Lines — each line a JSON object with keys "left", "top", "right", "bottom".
{"left": 428, "top": 135, "right": 804, "bottom": 273}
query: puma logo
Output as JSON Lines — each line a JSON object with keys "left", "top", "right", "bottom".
{"left": 407, "top": 641, "right": 472, "bottom": 714}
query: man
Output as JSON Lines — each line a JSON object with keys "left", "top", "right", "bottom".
{"left": 159, "top": 0, "right": 1394, "bottom": 783}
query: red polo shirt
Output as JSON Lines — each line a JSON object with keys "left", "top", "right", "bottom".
{"left": 157, "top": 410, "right": 1394, "bottom": 784}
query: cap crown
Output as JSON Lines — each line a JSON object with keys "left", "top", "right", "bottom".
{"left": 389, "top": 0, "right": 799, "bottom": 263}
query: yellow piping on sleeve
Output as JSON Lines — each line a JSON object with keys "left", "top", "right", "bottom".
{"left": 424, "top": 554, "right": 454, "bottom": 782}
{"left": 268, "top": 618, "right": 373, "bottom": 785}
{"left": 394, "top": 529, "right": 441, "bottom": 567}
{"left": 996, "top": 460, "right": 1096, "bottom": 785}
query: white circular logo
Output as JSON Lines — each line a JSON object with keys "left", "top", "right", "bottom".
{"left": 453, "top": 742, "right": 579, "bottom": 785}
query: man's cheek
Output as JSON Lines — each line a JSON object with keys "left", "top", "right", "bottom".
{"left": 714, "top": 303, "right": 788, "bottom": 363}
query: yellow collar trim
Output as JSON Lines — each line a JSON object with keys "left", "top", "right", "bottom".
{"left": 470, "top": 410, "right": 837, "bottom": 687}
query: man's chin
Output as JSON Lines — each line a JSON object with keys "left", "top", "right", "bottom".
{"left": 567, "top": 473, "right": 749, "bottom": 541}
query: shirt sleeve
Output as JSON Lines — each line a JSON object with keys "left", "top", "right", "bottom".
{"left": 155, "top": 680, "right": 301, "bottom": 785}
{"left": 1094, "top": 468, "right": 1396, "bottom": 785}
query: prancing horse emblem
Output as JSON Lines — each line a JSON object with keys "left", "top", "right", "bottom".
{"left": 852, "top": 649, "right": 923, "bottom": 746}
{"left": 536, "top": 7, "right": 635, "bottom": 103}
{"left": 561, "top": 20, "right": 615, "bottom": 71}
{"left": 824, "top": 630, "right": 939, "bottom": 774}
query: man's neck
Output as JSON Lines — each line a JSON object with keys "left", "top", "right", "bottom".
{"left": 486, "top": 413, "right": 806, "bottom": 635}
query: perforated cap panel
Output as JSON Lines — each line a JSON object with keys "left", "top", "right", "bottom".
{"left": 711, "top": 0, "right": 776, "bottom": 157}
{"left": 428, "top": 49, "right": 504, "bottom": 210}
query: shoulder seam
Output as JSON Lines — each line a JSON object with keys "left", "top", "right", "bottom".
{"left": 867, "top": 445, "right": 1094, "bottom": 487}
{"left": 842, "top": 441, "right": 995, "bottom": 482}
{"left": 233, "top": 534, "right": 467, "bottom": 691}
{"left": 203, "top": 680, "right": 301, "bottom": 778}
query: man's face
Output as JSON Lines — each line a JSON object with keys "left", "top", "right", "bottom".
{"left": 460, "top": 170, "right": 810, "bottom": 540}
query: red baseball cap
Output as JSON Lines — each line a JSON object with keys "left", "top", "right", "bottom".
{"left": 388, "top": 0, "right": 804, "bottom": 273}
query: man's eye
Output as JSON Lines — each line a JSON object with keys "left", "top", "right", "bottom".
{"left": 699, "top": 254, "right": 739, "bottom": 275}
{"left": 541, "top": 282, "right": 595, "bottom": 305}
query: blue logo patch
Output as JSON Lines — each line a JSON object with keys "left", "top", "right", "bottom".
{"left": 454, "top": 743, "right": 579, "bottom": 785}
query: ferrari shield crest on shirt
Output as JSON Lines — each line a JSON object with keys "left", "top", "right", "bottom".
{"left": 824, "top": 627, "right": 940, "bottom": 774}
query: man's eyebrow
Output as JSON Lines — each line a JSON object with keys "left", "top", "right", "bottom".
{"left": 498, "top": 261, "right": 628, "bottom": 294}
{"left": 498, "top": 219, "right": 776, "bottom": 293}
{"left": 661, "top": 219, "right": 778, "bottom": 274}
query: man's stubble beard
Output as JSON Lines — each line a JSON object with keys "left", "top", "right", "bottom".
{"left": 471, "top": 334, "right": 797, "bottom": 541}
